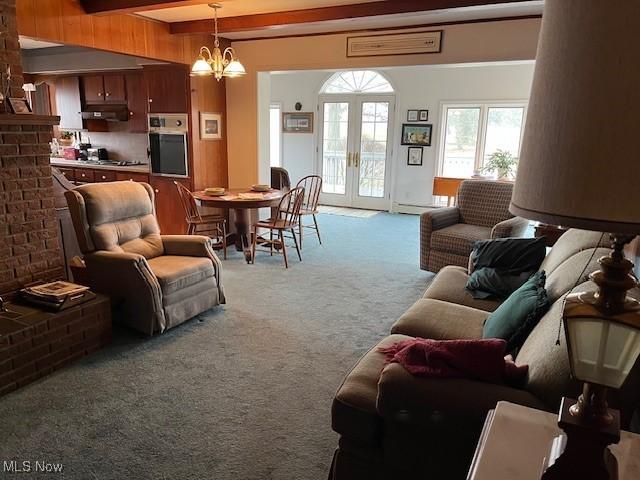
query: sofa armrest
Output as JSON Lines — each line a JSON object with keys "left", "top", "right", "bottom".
{"left": 84, "top": 251, "right": 164, "bottom": 335}
{"left": 161, "top": 235, "right": 226, "bottom": 304}
{"left": 376, "top": 363, "right": 546, "bottom": 418}
{"left": 491, "top": 216, "right": 529, "bottom": 239}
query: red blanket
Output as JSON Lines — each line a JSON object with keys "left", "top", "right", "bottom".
{"left": 378, "top": 338, "right": 527, "bottom": 385}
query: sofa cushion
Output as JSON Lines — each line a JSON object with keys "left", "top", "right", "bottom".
{"left": 332, "top": 335, "right": 408, "bottom": 444}
{"left": 423, "top": 266, "right": 502, "bottom": 312}
{"left": 545, "top": 247, "right": 611, "bottom": 303}
{"left": 538, "top": 229, "right": 608, "bottom": 276}
{"left": 147, "top": 255, "right": 215, "bottom": 296}
{"left": 431, "top": 224, "right": 492, "bottom": 256}
{"left": 483, "top": 271, "right": 550, "bottom": 352}
{"left": 391, "top": 298, "right": 488, "bottom": 340}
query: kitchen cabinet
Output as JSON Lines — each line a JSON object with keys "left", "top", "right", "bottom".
{"left": 82, "top": 74, "right": 126, "bottom": 104}
{"left": 144, "top": 66, "right": 189, "bottom": 114}
{"left": 94, "top": 171, "right": 117, "bottom": 182}
{"left": 55, "top": 76, "right": 83, "bottom": 130}
{"left": 149, "top": 175, "right": 191, "bottom": 234}
{"left": 75, "top": 168, "right": 95, "bottom": 183}
{"left": 116, "top": 172, "right": 149, "bottom": 183}
{"left": 125, "top": 72, "right": 148, "bottom": 133}
{"left": 57, "top": 167, "right": 75, "bottom": 182}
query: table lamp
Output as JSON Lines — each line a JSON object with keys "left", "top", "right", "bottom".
{"left": 509, "top": 1, "right": 640, "bottom": 479}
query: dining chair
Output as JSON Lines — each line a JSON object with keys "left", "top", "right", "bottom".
{"left": 251, "top": 186, "right": 305, "bottom": 268}
{"left": 295, "top": 175, "right": 323, "bottom": 248}
{"left": 174, "top": 181, "right": 227, "bottom": 259}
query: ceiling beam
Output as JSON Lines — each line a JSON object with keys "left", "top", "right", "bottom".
{"left": 80, "top": 0, "right": 209, "bottom": 15}
{"left": 170, "top": 0, "right": 534, "bottom": 35}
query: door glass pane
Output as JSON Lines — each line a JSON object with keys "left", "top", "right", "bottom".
{"left": 322, "top": 102, "right": 349, "bottom": 194}
{"left": 358, "top": 102, "right": 388, "bottom": 198}
{"left": 483, "top": 107, "right": 525, "bottom": 168}
{"left": 441, "top": 107, "right": 480, "bottom": 178}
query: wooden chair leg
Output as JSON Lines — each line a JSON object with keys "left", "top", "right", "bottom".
{"left": 279, "top": 230, "right": 288, "bottom": 268}
{"left": 299, "top": 219, "right": 303, "bottom": 249}
{"left": 222, "top": 221, "right": 227, "bottom": 260}
{"left": 291, "top": 228, "right": 302, "bottom": 262}
{"left": 313, "top": 214, "right": 322, "bottom": 244}
{"left": 251, "top": 226, "right": 258, "bottom": 264}
{"left": 270, "top": 229, "right": 274, "bottom": 256}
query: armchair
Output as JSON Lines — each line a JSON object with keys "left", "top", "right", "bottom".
{"left": 65, "top": 181, "right": 225, "bottom": 335}
{"left": 420, "top": 179, "right": 528, "bottom": 272}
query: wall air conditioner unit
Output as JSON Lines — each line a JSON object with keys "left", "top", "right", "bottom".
{"left": 346, "top": 30, "right": 442, "bottom": 57}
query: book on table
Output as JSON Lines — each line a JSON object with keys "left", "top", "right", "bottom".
{"left": 20, "top": 281, "right": 92, "bottom": 310}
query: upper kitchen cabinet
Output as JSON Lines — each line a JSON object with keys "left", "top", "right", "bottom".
{"left": 55, "top": 76, "right": 83, "bottom": 130}
{"left": 125, "top": 72, "right": 148, "bottom": 133}
{"left": 82, "top": 74, "right": 126, "bottom": 104}
{"left": 144, "top": 65, "right": 189, "bottom": 114}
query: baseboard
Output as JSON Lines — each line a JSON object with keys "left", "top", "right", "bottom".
{"left": 392, "top": 203, "right": 441, "bottom": 215}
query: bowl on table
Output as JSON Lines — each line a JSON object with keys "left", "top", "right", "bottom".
{"left": 204, "top": 187, "right": 226, "bottom": 196}
{"left": 251, "top": 184, "right": 271, "bottom": 192}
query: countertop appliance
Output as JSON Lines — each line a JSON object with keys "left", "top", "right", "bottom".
{"left": 148, "top": 113, "right": 189, "bottom": 178}
{"left": 87, "top": 148, "right": 108, "bottom": 162}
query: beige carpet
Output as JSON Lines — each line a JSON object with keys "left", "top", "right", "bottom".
{"left": 317, "top": 205, "right": 380, "bottom": 218}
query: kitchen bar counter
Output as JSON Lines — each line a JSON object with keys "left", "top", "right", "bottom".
{"left": 50, "top": 157, "right": 150, "bottom": 174}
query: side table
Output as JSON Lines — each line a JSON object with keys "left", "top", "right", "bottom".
{"left": 0, "top": 294, "right": 111, "bottom": 396}
{"left": 467, "top": 401, "right": 640, "bottom": 480}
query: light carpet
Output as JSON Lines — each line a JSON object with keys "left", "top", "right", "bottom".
{"left": 316, "top": 205, "right": 380, "bottom": 218}
{"left": 0, "top": 212, "right": 433, "bottom": 480}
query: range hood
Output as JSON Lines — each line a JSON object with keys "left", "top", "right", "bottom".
{"left": 81, "top": 106, "right": 129, "bottom": 122}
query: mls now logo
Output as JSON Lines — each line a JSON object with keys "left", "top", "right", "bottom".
{"left": 3, "top": 460, "right": 64, "bottom": 474}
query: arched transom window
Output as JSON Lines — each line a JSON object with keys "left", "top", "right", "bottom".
{"left": 321, "top": 70, "right": 393, "bottom": 94}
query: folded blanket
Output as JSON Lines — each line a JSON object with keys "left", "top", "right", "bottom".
{"left": 378, "top": 337, "right": 528, "bottom": 385}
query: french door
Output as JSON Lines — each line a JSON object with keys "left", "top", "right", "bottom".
{"left": 318, "top": 94, "right": 395, "bottom": 210}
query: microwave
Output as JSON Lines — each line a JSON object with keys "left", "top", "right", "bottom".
{"left": 148, "top": 114, "right": 189, "bottom": 178}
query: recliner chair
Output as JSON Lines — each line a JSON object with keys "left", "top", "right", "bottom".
{"left": 65, "top": 181, "right": 225, "bottom": 335}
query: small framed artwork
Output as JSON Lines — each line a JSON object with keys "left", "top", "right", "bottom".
{"left": 200, "top": 112, "right": 222, "bottom": 140}
{"left": 8, "top": 97, "right": 32, "bottom": 114}
{"left": 407, "top": 147, "right": 423, "bottom": 166}
{"left": 419, "top": 110, "right": 429, "bottom": 121}
{"left": 401, "top": 123, "right": 433, "bottom": 146}
{"left": 282, "top": 112, "right": 313, "bottom": 133}
{"left": 407, "top": 110, "right": 419, "bottom": 122}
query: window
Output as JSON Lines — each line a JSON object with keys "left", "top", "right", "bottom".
{"left": 269, "top": 103, "right": 281, "bottom": 168}
{"left": 322, "top": 70, "right": 393, "bottom": 94}
{"left": 438, "top": 103, "right": 526, "bottom": 178}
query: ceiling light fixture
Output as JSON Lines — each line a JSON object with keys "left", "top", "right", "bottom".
{"left": 190, "top": 3, "right": 246, "bottom": 81}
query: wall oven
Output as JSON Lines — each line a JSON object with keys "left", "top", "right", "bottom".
{"left": 148, "top": 114, "right": 189, "bottom": 178}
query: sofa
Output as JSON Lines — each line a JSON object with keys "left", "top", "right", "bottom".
{"left": 65, "top": 181, "right": 226, "bottom": 335}
{"left": 421, "top": 180, "right": 529, "bottom": 273}
{"left": 330, "top": 229, "right": 640, "bottom": 479}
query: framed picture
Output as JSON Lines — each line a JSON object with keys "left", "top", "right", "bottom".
{"left": 419, "top": 110, "right": 429, "bottom": 121}
{"left": 401, "top": 123, "right": 433, "bottom": 146}
{"left": 282, "top": 112, "right": 313, "bottom": 133}
{"left": 8, "top": 97, "right": 32, "bottom": 115}
{"left": 200, "top": 112, "right": 222, "bottom": 140}
{"left": 407, "top": 110, "right": 419, "bottom": 122}
{"left": 407, "top": 147, "right": 423, "bottom": 166}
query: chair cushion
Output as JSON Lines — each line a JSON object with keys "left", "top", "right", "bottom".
{"left": 431, "top": 224, "right": 492, "bottom": 257}
{"left": 332, "top": 335, "right": 408, "bottom": 444}
{"left": 147, "top": 256, "right": 215, "bottom": 296}
{"left": 423, "top": 265, "right": 502, "bottom": 312}
{"left": 391, "top": 298, "right": 488, "bottom": 340}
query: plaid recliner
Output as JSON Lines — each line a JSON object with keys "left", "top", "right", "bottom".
{"left": 420, "top": 180, "right": 528, "bottom": 272}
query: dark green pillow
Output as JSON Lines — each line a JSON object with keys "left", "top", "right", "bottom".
{"left": 482, "top": 271, "right": 550, "bottom": 352}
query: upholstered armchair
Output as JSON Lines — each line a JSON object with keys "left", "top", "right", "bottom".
{"left": 65, "top": 181, "right": 226, "bottom": 335}
{"left": 420, "top": 180, "right": 528, "bottom": 272}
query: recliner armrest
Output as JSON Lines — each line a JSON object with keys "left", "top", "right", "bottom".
{"left": 491, "top": 216, "right": 529, "bottom": 239}
{"left": 420, "top": 207, "right": 460, "bottom": 233}
{"left": 161, "top": 235, "right": 226, "bottom": 304}
{"left": 376, "top": 363, "right": 546, "bottom": 418}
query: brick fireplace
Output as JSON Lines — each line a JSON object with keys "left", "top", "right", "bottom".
{"left": 1, "top": 0, "right": 63, "bottom": 295}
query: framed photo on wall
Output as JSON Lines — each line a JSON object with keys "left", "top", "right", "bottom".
{"left": 200, "top": 112, "right": 222, "bottom": 140}
{"left": 419, "top": 110, "right": 429, "bottom": 121}
{"left": 401, "top": 123, "right": 432, "bottom": 146}
{"left": 282, "top": 112, "right": 314, "bottom": 133}
{"left": 407, "top": 110, "right": 419, "bottom": 122}
{"left": 407, "top": 147, "right": 423, "bottom": 166}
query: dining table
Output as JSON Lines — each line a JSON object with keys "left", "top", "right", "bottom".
{"left": 193, "top": 188, "right": 285, "bottom": 263}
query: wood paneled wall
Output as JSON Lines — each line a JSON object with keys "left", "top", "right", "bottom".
{"left": 16, "top": 0, "right": 211, "bottom": 65}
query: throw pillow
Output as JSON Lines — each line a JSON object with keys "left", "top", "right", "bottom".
{"left": 482, "top": 271, "right": 550, "bottom": 353}
{"left": 466, "top": 268, "right": 533, "bottom": 299}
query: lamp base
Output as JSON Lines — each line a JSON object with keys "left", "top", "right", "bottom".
{"left": 542, "top": 396, "right": 620, "bottom": 480}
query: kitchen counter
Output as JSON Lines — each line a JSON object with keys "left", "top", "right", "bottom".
{"left": 50, "top": 157, "right": 150, "bottom": 174}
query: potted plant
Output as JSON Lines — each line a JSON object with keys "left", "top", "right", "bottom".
{"left": 59, "top": 131, "right": 74, "bottom": 147}
{"left": 481, "top": 149, "right": 518, "bottom": 180}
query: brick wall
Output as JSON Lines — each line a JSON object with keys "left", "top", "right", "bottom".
{"left": 1, "top": 0, "right": 63, "bottom": 294}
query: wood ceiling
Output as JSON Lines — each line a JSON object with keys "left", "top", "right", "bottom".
{"left": 79, "top": 0, "right": 542, "bottom": 38}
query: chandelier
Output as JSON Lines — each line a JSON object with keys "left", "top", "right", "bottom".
{"left": 190, "top": 3, "right": 246, "bottom": 81}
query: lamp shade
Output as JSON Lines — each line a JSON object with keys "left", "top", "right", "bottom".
{"left": 191, "top": 58, "right": 213, "bottom": 76}
{"left": 223, "top": 59, "right": 246, "bottom": 78}
{"left": 510, "top": 0, "right": 640, "bottom": 234}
